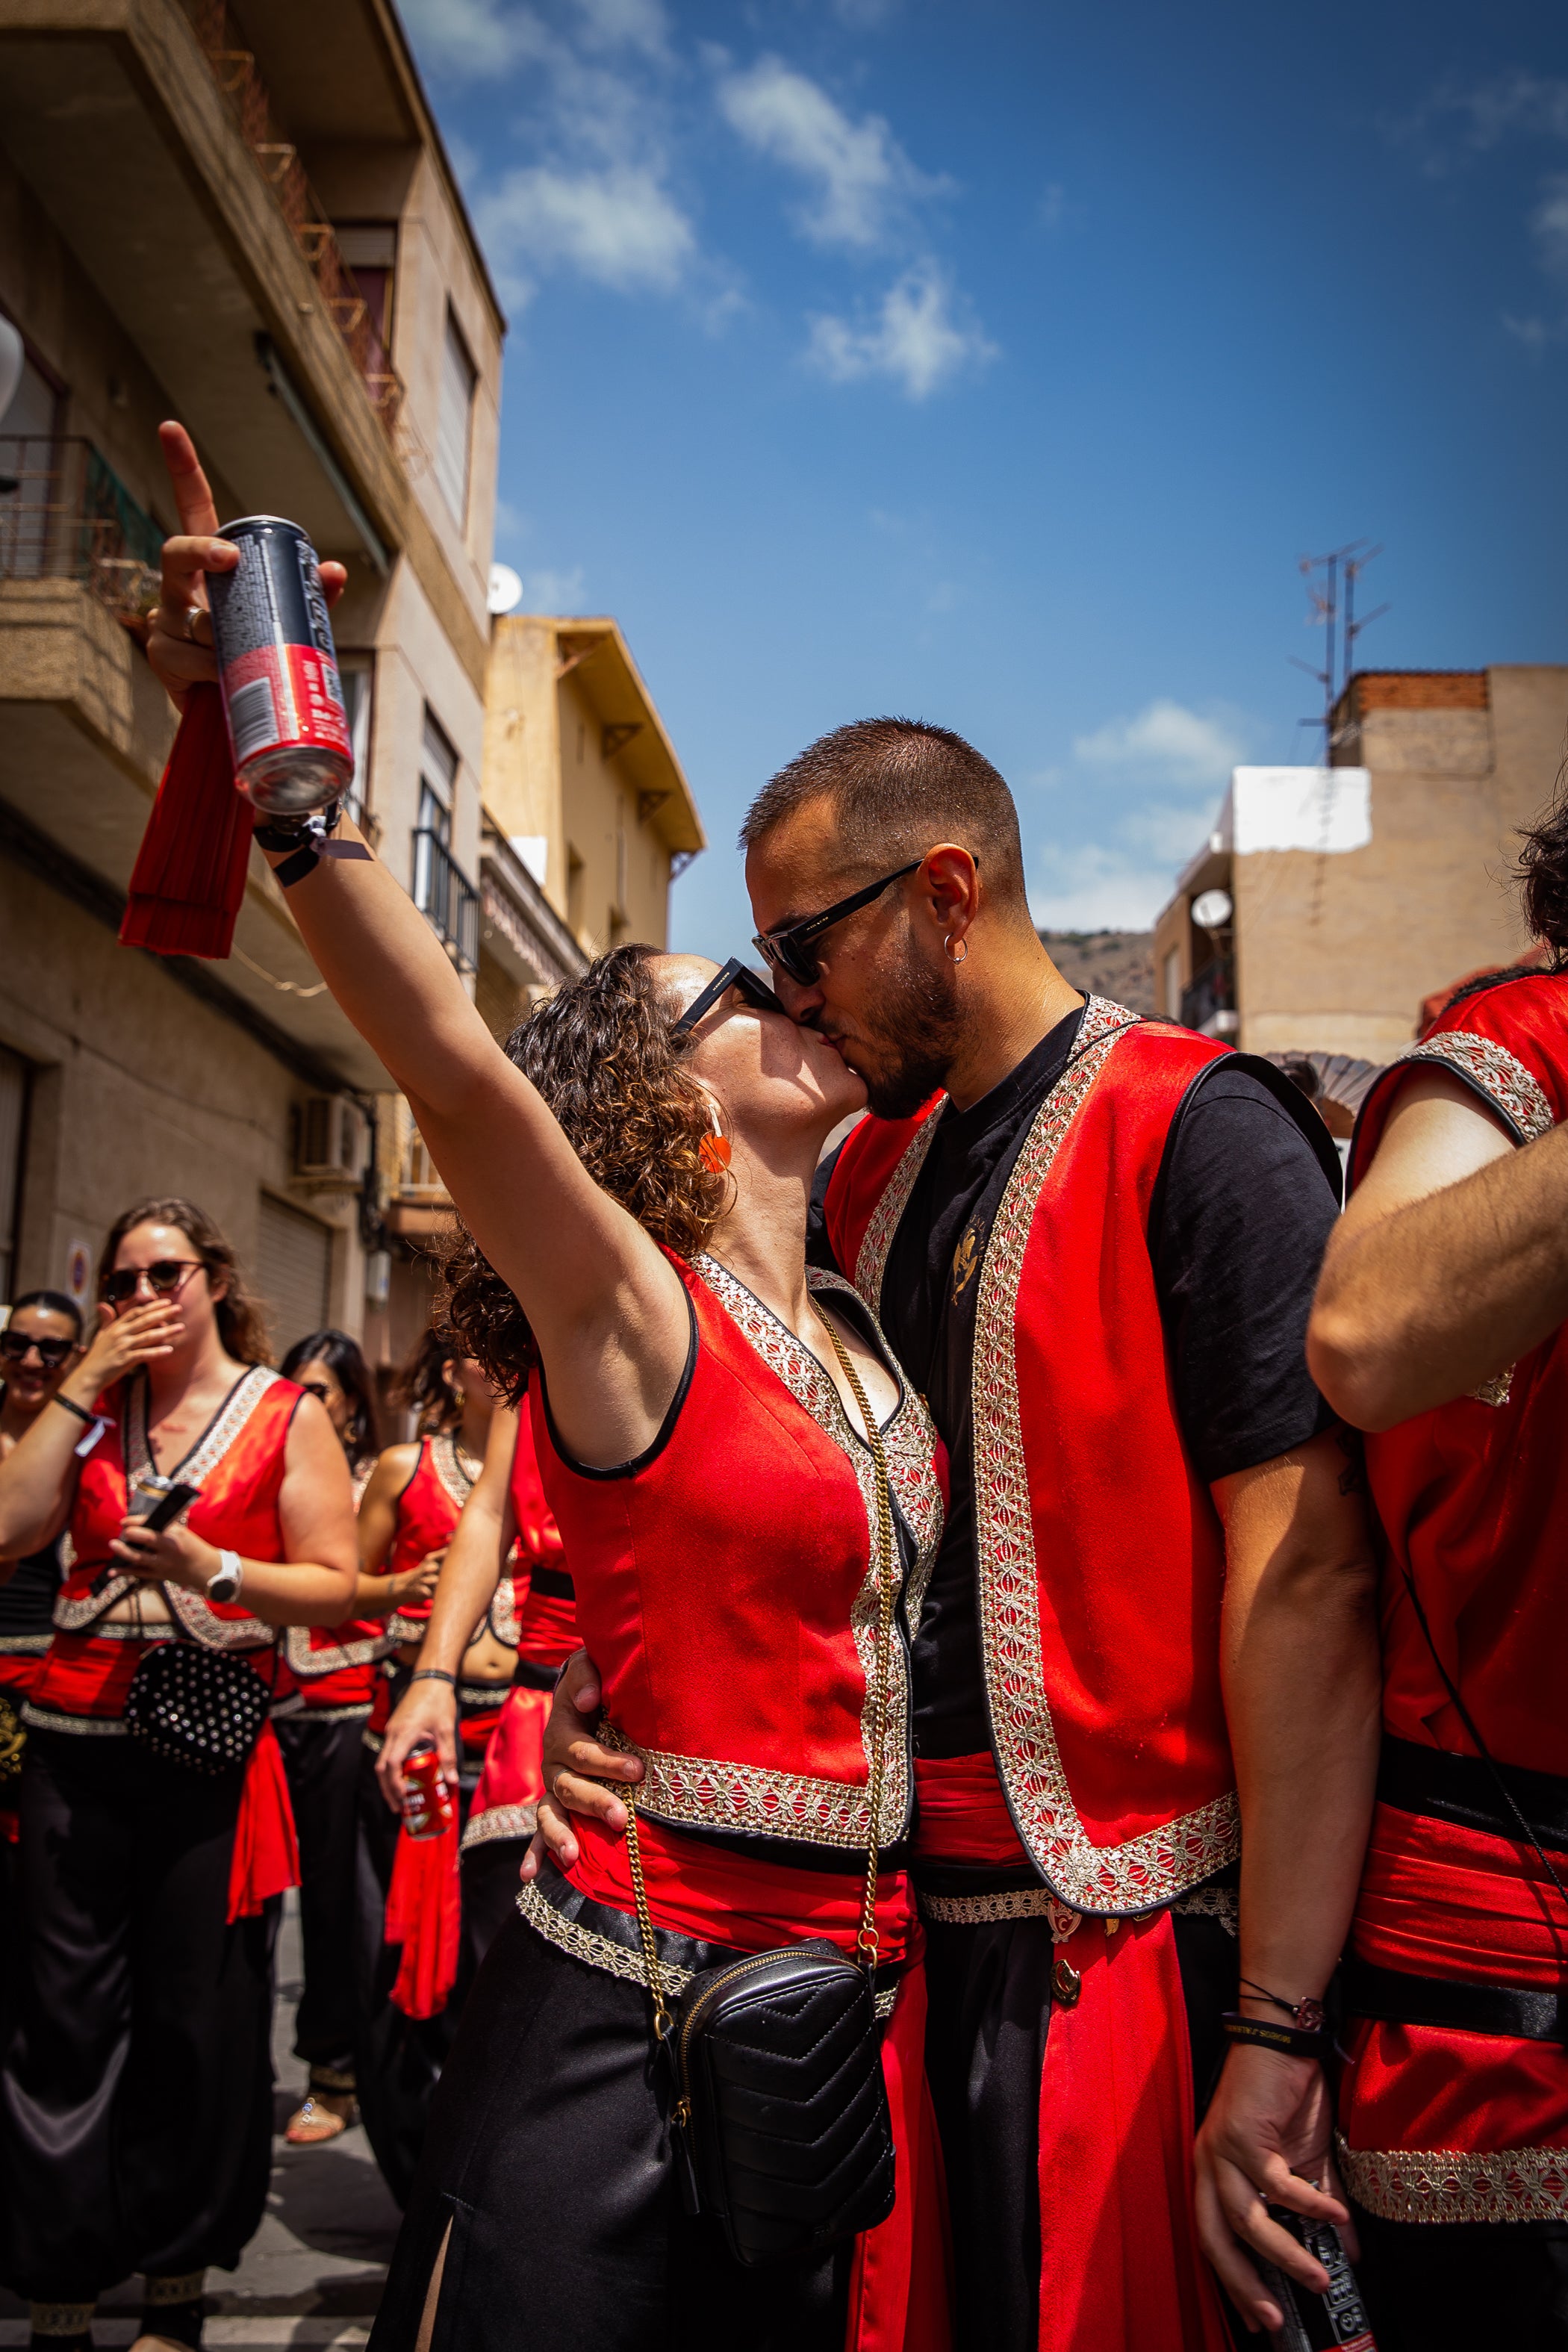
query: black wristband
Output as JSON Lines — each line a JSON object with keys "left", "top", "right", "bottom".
{"left": 410, "top": 1668, "right": 456, "bottom": 1687}
{"left": 1222, "top": 2012, "right": 1332, "bottom": 2062}
{"left": 50, "top": 1393, "right": 99, "bottom": 1428}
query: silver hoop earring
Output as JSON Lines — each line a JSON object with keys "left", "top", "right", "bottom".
{"left": 944, "top": 934, "right": 968, "bottom": 965}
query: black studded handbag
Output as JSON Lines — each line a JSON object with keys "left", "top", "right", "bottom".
{"left": 621, "top": 1322, "right": 900, "bottom": 2269}
{"left": 122, "top": 1631, "right": 269, "bottom": 1776}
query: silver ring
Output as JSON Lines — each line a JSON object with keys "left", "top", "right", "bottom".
{"left": 180, "top": 606, "right": 202, "bottom": 644}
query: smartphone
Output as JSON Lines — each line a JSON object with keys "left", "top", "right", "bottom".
{"left": 127, "top": 1480, "right": 202, "bottom": 1532}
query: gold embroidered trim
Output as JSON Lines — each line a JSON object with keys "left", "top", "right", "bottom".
{"left": 283, "top": 1623, "right": 392, "bottom": 1679}
{"left": 296, "top": 1700, "right": 373, "bottom": 1723}
{"left": 29, "top": 2304, "right": 99, "bottom": 2336}
{"left": 386, "top": 1611, "right": 429, "bottom": 1646}
{"left": 514, "top": 1882, "right": 900, "bottom": 2017}
{"left": 970, "top": 1006, "right": 1240, "bottom": 1911}
{"left": 1390, "top": 1031, "right": 1555, "bottom": 1147}
{"left": 21, "top": 1704, "right": 128, "bottom": 1736}
{"left": 0, "top": 1632, "right": 51, "bottom": 1654}
{"left": 600, "top": 1721, "right": 892, "bottom": 1849}
{"left": 1172, "top": 1883, "right": 1239, "bottom": 1935}
{"left": 123, "top": 1367, "right": 281, "bottom": 1652}
{"left": 1469, "top": 1367, "right": 1515, "bottom": 1407}
{"left": 854, "top": 1110, "right": 944, "bottom": 1314}
{"left": 516, "top": 1878, "right": 696, "bottom": 1996}
{"left": 692, "top": 1255, "right": 944, "bottom": 1844}
{"left": 55, "top": 1572, "right": 138, "bottom": 1631}
{"left": 488, "top": 1569, "right": 519, "bottom": 1648}
{"left": 461, "top": 1801, "right": 537, "bottom": 1849}
{"left": 918, "top": 1885, "right": 1081, "bottom": 1940}
{"left": 1336, "top": 2130, "right": 1568, "bottom": 2224}
{"left": 429, "top": 1430, "right": 480, "bottom": 1513}
{"left": 142, "top": 2271, "right": 205, "bottom": 2305}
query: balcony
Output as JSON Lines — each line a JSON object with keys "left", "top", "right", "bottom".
{"left": 413, "top": 830, "right": 479, "bottom": 973}
{"left": 0, "top": 438, "right": 161, "bottom": 615}
{"left": 479, "top": 821, "right": 586, "bottom": 995}
{"left": 1180, "top": 955, "right": 1239, "bottom": 1039}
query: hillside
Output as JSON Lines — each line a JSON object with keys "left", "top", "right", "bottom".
{"left": 1037, "top": 930, "right": 1156, "bottom": 1015}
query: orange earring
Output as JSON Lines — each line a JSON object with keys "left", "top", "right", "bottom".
{"left": 699, "top": 1133, "right": 732, "bottom": 1172}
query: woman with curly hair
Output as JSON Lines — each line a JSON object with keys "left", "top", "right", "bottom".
{"left": 0, "top": 1197, "right": 357, "bottom": 2352}
{"left": 145, "top": 443, "right": 950, "bottom": 2351}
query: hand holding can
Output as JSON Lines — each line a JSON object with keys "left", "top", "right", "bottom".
{"left": 401, "top": 1742, "right": 457, "bottom": 1841}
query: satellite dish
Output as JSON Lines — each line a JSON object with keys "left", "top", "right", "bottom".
{"left": 0, "top": 318, "right": 24, "bottom": 431}
{"left": 488, "top": 562, "right": 523, "bottom": 616}
{"left": 1191, "top": 888, "right": 1233, "bottom": 930}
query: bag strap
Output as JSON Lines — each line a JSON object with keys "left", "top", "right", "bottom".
{"left": 620, "top": 1310, "right": 900, "bottom": 2037}
{"left": 1396, "top": 1555, "right": 1568, "bottom": 1931}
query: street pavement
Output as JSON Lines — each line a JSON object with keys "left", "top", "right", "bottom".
{"left": 0, "top": 1895, "right": 397, "bottom": 2348}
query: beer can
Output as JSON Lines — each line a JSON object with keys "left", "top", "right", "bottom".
{"left": 1257, "top": 2209, "right": 1377, "bottom": 2351}
{"left": 207, "top": 514, "right": 354, "bottom": 817}
{"left": 401, "top": 1743, "right": 456, "bottom": 1841}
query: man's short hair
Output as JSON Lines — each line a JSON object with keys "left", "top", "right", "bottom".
{"left": 739, "top": 718, "right": 1028, "bottom": 909}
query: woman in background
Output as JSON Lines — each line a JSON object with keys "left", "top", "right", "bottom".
{"left": 0, "top": 1293, "right": 84, "bottom": 1858}
{"left": 350, "top": 1327, "right": 506, "bottom": 2205}
{"left": 0, "top": 1198, "right": 356, "bottom": 2352}
{"left": 274, "top": 1330, "right": 383, "bottom": 2147}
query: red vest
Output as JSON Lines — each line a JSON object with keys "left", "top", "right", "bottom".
{"left": 1337, "top": 974, "right": 1568, "bottom": 2215}
{"left": 529, "top": 1253, "right": 946, "bottom": 1856}
{"left": 33, "top": 1366, "right": 299, "bottom": 1723}
{"left": 824, "top": 998, "right": 1239, "bottom": 1913}
{"left": 382, "top": 1433, "right": 477, "bottom": 1646}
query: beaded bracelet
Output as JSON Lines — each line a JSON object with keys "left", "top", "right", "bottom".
{"left": 409, "top": 1667, "right": 457, "bottom": 1687}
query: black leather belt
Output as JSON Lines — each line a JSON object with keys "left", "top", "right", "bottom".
{"left": 1378, "top": 1735, "right": 1568, "bottom": 1853}
{"left": 511, "top": 1656, "right": 559, "bottom": 1692}
{"left": 1343, "top": 1955, "right": 1568, "bottom": 2046}
{"left": 529, "top": 1565, "right": 575, "bottom": 1601}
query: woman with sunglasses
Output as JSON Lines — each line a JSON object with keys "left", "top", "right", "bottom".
{"left": 0, "top": 1293, "right": 84, "bottom": 1876}
{"left": 0, "top": 1198, "right": 358, "bottom": 2352}
{"left": 348, "top": 1326, "right": 505, "bottom": 2202}
{"left": 270, "top": 1330, "right": 383, "bottom": 2149}
{"left": 147, "top": 432, "right": 950, "bottom": 2350}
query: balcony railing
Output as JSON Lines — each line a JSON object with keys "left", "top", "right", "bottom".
{"left": 184, "top": 0, "right": 405, "bottom": 438}
{"left": 1180, "top": 954, "right": 1235, "bottom": 1036}
{"left": 413, "top": 829, "right": 479, "bottom": 971}
{"left": 0, "top": 438, "right": 162, "bottom": 614}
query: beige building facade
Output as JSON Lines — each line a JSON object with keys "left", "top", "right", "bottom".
{"left": 1153, "top": 668, "right": 1568, "bottom": 1065}
{"left": 0, "top": 0, "right": 504, "bottom": 1362}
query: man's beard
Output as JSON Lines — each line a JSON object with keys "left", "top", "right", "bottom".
{"left": 850, "top": 942, "right": 965, "bottom": 1120}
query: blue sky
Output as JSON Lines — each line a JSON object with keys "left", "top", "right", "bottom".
{"left": 399, "top": 0, "right": 1568, "bottom": 951}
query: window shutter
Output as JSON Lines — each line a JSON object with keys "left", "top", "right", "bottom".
{"left": 256, "top": 1194, "right": 332, "bottom": 1363}
{"left": 435, "top": 309, "right": 476, "bottom": 522}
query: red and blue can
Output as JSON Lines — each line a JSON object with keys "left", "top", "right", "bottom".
{"left": 400, "top": 1743, "right": 456, "bottom": 1841}
{"left": 207, "top": 514, "right": 354, "bottom": 816}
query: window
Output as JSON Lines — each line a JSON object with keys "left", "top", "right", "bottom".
{"left": 0, "top": 1043, "right": 28, "bottom": 1303}
{"left": 0, "top": 318, "right": 64, "bottom": 582}
{"left": 334, "top": 223, "right": 397, "bottom": 352}
{"left": 338, "top": 655, "right": 374, "bottom": 833}
{"left": 256, "top": 1193, "right": 331, "bottom": 1361}
{"left": 418, "top": 708, "right": 457, "bottom": 845}
{"left": 435, "top": 308, "right": 476, "bottom": 523}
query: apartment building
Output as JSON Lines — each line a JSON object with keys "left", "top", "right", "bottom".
{"left": 0, "top": 0, "right": 505, "bottom": 1357}
{"left": 1152, "top": 667, "right": 1568, "bottom": 1065}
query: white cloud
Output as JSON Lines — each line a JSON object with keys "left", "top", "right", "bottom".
{"left": 1029, "top": 838, "right": 1186, "bottom": 932}
{"left": 522, "top": 564, "right": 589, "bottom": 611}
{"left": 1071, "top": 699, "right": 1249, "bottom": 788}
{"left": 399, "top": 0, "right": 540, "bottom": 79}
{"left": 570, "top": 0, "right": 670, "bottom": 58}
{"left": 716, "top": 55, "right": 947, "bottom": 250}
{"left": 476, "top": 163, "right": 694, "bottom": 296}
{"left": 1531, "top": 173, "right": 1568, "bottom": 279}
{"left": 806, "top": 261, "right": 996, "bottom": 399}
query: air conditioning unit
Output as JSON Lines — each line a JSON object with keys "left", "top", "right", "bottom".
{"left": 294, "top": 1095, "right": 367, "bottom": 1182}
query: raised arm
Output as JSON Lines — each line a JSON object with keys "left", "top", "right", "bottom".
{"left": 0, "top": 1302, "right": 181, "bottom": 1562}
{"left": 352, "top": 1442, "right": 433, "bottom": 1619}
{"left": 1308, "top": 1068, "right": 1555, "bottom": 1428}
{"left": 147, "top": 423, "right": 688, "bottom": 1466}
{"left": 377, "top": 1407, "right": 520, "bottom": 1805}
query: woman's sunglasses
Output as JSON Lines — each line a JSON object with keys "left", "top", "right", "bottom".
{"left": 0, "top": 1331, "right": 77, "bottom": 1370}
{"left": 671, "top": 958, "right": 780, "bottom": 1040}
{"left": 102, "top": 1259, "right": 205, "bottom": 1308}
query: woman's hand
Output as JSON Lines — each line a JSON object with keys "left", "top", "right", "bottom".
{"left": 1193, "top": 2047, "right": 1353, "bottom": 2331}
{"left": 378, "top": 1677, "right": 459, "bottom": 1810}
{"left": 110, "top": 1517, "right": 220, "bottom": 1593}
{"left": 387, "top": 1552, "right": 444, "bottom": 1611}
{"left": 63, "top": 1301, "right": 184, "bottom": 1404}
{"left": 146, "top": 422, "right": 344, "bottom": 712}
{"left": 517, "top": 1649, "right": 643, "bottom": 1881}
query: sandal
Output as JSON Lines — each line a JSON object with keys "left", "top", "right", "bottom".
{"left": 285, "top": 2087, "right": 357, "bottom": 2144}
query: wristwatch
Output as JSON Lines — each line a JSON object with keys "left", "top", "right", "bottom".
{"left": 206, "top": 1549, "right": 243, "bottom": 1605}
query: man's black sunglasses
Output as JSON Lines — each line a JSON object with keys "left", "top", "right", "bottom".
{"left": 753, "top": 859, "right": 930, "bottom": 986}
{"left": 0, "top": 1330, "right": 77, "bottom": 1369}
{"left": 671, "top": 958, "right": 780, "bottom": 1040}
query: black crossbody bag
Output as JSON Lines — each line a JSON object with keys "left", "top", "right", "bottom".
{"left": 621, "top": 1323, "right": 900, "bottom": 2270}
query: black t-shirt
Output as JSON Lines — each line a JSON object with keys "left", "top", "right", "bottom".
{"left": 808, "top": 1004, "right": 1342, "bottom": 1758}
